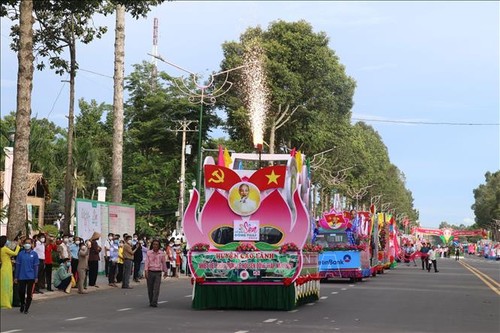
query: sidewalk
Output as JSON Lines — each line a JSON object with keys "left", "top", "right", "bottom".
{"left": 32, "top": 273, "right": 190, "bottom": 302}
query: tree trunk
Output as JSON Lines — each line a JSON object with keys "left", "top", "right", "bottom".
{"left": 63, "top": 22, "right": 76, "bottom": 235}
{"left": 111, "top": 5, "right": 125, "bottom": 203}
{"left": 7, "top": 0, "right": 34, "bottom": 240}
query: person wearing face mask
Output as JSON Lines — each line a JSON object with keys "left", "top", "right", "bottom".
{"left": 57, "top": 235, "right": 72, "bottom": 263}
{"left": 77, "top": 241, "right": 89, "bottom": 294}
{"left": 33, "top": 233, "right": 46, "bottom": 294}
{"left": 43, "top": 235, "right": 57, "bottom": 292}
{"left": 53, "top": 258, "right": 73, "bottom": 293}
{"left": 104, "top": 233, "right": 114, "bottom": 278}
{"left": 122, "top": 235, "right": 138, "bottom": 289}
{"left": 117, "top": 239, "right": 125, "bottom": 283}
{"left": 132, "top": 238, "right": 143, "bottom": 282}
{"left": 108, "top": 236, "right": 119, "bottom": 287}
{"left": 15, "top": 238, "right": 39, "bottom": 314}
{"left": 139, "top": 239, "right": 148, "bottom": 279}
{"left": 1, "top": 235, "right": 23, "bottom": 309}
{"left": 88, "top": 232, "right": 102, "bottom": 288}
{"left": 69, "top": 237, "right": 80, "bottom": 284}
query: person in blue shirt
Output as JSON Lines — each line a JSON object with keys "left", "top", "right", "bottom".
{"left": 14, "top": 238, "right": 39, "bottom": 314}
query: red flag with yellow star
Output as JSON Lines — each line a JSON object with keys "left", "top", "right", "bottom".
{"left": 204, "top": 165, "right": 241, "bottom": 191}
{"left": 249, "top": 165, "right": 286, "bottom": 191}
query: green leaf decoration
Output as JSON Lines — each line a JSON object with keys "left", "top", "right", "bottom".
{"left": 255, "top": 242, "right": 279, "bottom": 251}
{"left": 216, "top": 242, "right": 240, "bottom": 251}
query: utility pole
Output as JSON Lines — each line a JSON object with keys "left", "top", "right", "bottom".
{"left": 170, "top": 119, "right": 198, "bottom": 235}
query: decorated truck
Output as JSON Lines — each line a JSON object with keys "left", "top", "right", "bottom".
{"left": 183, "top": 151, "right": 320, "bottom": 310}
{"left": 313, "top": 209, "right": 376, "bottom": 282}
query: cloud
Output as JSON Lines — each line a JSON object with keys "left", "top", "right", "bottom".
{"left": 1, "top": 79, "right": 16, "bottom": 88}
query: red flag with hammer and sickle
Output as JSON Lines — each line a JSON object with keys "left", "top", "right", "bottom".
{"left": 249, "top": 165, "right": 286, "bottom": 191}
{"left": 204, "top": 165, "right": 241, "bottom": 191}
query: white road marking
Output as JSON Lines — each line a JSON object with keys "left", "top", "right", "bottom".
{"left": 66, "top": 317, "right": 86, "bottom": 321}
{"left": 349, "top": 284, "right": 355, "bottom": 287}
{"left": 117, "top": 308, "right": 132, "bottom": 312}
{"left": 341, "top": 288, "right": 347, "bottom": 290}
{"left": 306, "top": 302, "right": 315, "bottom": 306}
{"left": 158, "top": 301, "right": 168, "bottom": 304}
{"left": 331, "top": 291, "right": 338, "bottom": 294}
{"left": 320, "top": 296, "right": 328, "bottom": 299}
{"left": 263, "top": 318, "right": 277, "bottom": 323}
{"left": 234, "top": 331, "right": 249, "bottom": 333}
{"left": 288, "top": 309, "right": 299, "bottom": 313}
{"left": 184, "top": 294, "right": 192, "bottom": 297}
{"left": 2, "top": 330, "right": 23, "bottom": 333}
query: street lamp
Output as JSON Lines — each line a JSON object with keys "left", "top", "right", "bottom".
{"left": 149, "top": 53, "right": 244, "bottom": 194}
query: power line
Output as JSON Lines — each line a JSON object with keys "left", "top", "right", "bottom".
{"left": 79, "top": 68, "right": 113, "bottom": 79}
{"left": 46, "top": 80, "right": 68, "bottom": 119}
{"left": 352, "top": 118, "right": 499, "bottom": 126}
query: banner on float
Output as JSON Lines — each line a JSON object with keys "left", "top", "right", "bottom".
{"left": 190, "top": 251, "right": 300, "bottom": 282}
{"left": 319, "top": 251, "right": 361, "bottom": 270}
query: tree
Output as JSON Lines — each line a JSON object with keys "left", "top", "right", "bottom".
{"left": 2, "top": 0, "right": 170, "bottom": 234}
{"left": 111, "top": 4, "right": 125, "bottom": 203}
{"left": 4, "top": 0, "right": 34, "bottom": 240}
{"left": 472, "top": 171, "right": 500, "bottom": 239}
{"left": 216, "top": 20, "right": 356, "bottom": 154}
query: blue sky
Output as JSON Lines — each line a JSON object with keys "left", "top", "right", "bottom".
{"left": 1, "top": 1, "right": 499, "bottom": 229}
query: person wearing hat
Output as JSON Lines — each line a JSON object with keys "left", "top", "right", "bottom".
{"left": 88, "top": 232, "right": 102, "bottom": 288}
{"left": 53, "top": 258, "right": 73, "bottom": 293}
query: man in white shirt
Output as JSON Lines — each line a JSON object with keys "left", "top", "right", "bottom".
{"left": 33, "top": 233, "right": 46, "bottom": 293}
{"left": 232, "top": 183, "right": 257, "bottom": 216}
{"left": 104, "top": 233, "right": 113, "bottom": 277}
{"left": 427, "top": 245, "right": 439, "bottom": 273}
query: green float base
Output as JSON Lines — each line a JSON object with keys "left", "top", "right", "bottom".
{"left": 192, "top": 283, "right": 319, "bottom": 311}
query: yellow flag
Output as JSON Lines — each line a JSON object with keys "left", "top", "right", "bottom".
{"left": 223, "top": 147, "right": 232, "bottom": 167}
{"left": 296, "top": 151, "right": 303, "bottom": 173}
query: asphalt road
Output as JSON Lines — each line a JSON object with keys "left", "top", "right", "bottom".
{"left": 1, "top": 256, "right": 498, "bottom": 333}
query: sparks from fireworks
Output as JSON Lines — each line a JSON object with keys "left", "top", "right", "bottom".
{"left": 242, "top": 42, "right": 269, "bottom": 148}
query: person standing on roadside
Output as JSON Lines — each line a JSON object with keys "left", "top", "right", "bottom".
{"left": 108, "top": 236, "right": 119, "bottom": 287}
{"left": 77, "top": 240, "right": 89, "bottom": 294}
{"left": 133, "top": 240, "right": 143, "bottom": 282}
{"left": 104, "top": 233, "right": 113, "bottom": 278}
{"left": 0, "top": 235, "right": 22, "bottom": 309}
{"left": 88, "top": 232, "right": 101, "bottom": 288}
{"left": 44, "top": 235, "right": 57, "bottom": 292}
{"left": 122, "top": 235, "right": 137, "bottom": 289}
{"left": 15, "top": 238, "right": 39, "bottom": 314}
{"left": 32, "top": 234, "right": 46, "bottom": 294}
{"left": 144, "top": 240, "right": 168, "bottom": 307}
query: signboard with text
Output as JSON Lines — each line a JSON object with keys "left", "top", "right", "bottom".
{"left": 190, "top": 251, "right": 301, "bottom": 282}
{"left": 318, "top": 251, "right": 362, "bottom": 270}
{"left": 233, "top": 220, "right": 260, "bottom": 241}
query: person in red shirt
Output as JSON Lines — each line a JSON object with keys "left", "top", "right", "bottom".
{"left": 44, "top": 235, "right": 58, "bottom": 292}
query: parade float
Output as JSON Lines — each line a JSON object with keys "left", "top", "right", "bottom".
{"left": 183, "top": 151, "right": 320, "bottom": 310}
{"left": 313, "top": 208, "right": 375, "bottom": 282}
{"left": 371, "top": 212, "right": 401, "bottom": 272}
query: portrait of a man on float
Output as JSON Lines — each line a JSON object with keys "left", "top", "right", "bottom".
{"left": 228, "top": 182, "right": 261, "bottom": 216}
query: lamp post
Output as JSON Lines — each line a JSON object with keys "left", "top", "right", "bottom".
{"left": 149, "top": 53, "right": 244, "bottom": 194}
